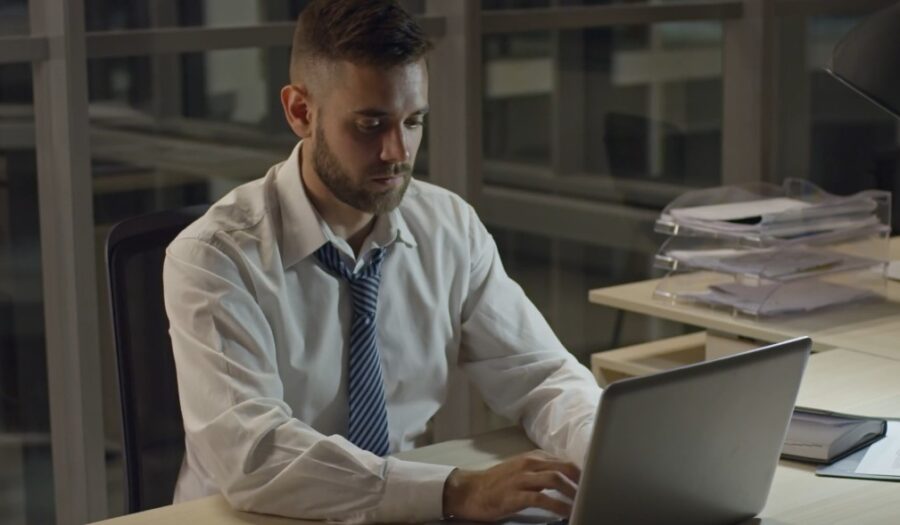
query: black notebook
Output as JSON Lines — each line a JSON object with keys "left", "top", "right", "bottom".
{"left": 781, "top": 407, "right": 887, "bottom": 464}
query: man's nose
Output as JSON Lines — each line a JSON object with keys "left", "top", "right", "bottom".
{"left": 380, "top": 126, "right": 410, "bottom": 164}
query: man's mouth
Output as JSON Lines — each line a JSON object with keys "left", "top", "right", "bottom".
{"left": 370, "top": 174, "right": 405, "bottom": 188}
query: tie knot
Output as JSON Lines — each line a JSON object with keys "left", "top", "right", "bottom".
{"left": 314, "top": 243, "right": 386, "bottom": 282}
{"left": 315, "top": 243, "right": 386, "bottom": 318}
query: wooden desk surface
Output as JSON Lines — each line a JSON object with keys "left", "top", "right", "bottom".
{"left": 589, "top": 275, "right": 900, "bottom": 357}
{"left": 588, "top": 239, "right": 900, "bottom": 360}
{"left": 91, "top": 349, "right": 900, "bottom": 525}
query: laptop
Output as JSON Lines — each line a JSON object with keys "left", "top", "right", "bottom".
{"left": 455, "top": 336, "right": 811, "bottom": 525}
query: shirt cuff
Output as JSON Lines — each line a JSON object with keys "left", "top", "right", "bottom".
{"left": 569, "top": 418, "right": 596, "bottom": 469}
{"left": 371, "top": 457, "right": 456, "bottom": 523}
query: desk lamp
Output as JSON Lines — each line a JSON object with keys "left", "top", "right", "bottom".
{"left": 826, "top": 1, "right": 900, "bottom": 119}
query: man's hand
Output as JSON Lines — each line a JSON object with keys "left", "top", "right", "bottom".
{"left": 442, "top": 451, "right": 580, "bottom": 522}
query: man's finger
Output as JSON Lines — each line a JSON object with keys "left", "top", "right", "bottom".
{"left": 527, "top": 459, "right": 582, "bottom": 483}
{"left": 519, "top": 491, "right": 572, "bottom": 517}
{"left": 518, "top": 471, "right": 577, "bottom": 500}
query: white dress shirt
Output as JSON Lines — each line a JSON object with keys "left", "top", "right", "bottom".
{"left": 163, "top": 142, "right": 602, "bottom": 523}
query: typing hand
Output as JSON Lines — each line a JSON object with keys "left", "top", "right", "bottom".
{"left": 442, "top": 450, "right": 579, "bottom": 522}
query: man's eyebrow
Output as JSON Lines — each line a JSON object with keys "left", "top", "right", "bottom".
{"left": 353, "top": 109, "right": 388, "bottom": 117}
{"left": 352, "top": 107, "right": 430, "bottom": 117}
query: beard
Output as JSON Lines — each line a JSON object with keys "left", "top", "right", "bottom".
{"left": 313, "top": 121, "right": 412, "bottom": 215}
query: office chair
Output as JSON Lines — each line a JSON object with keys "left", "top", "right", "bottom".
{"left": 106, "top": 205, "right": 208, "bottom": 513}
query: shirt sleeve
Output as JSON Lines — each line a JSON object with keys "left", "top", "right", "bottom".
{"left": 457, "top": 207, "right": 603, "bottom": 468}
{"left": 164, "top": 237, "right": 454, "bottom": 523}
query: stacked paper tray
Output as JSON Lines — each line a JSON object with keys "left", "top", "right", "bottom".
{"left": 652, "top": 179, "right": 891, "bottom": 318}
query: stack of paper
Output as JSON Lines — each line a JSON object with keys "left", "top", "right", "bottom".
{"left": 666, "top": 248, "right": 880, "bottom": 281}
{"left": 653, "top": 181, "right": 891, "bottom": 317}
{"left": 662, "top": 197, "right": 879, "bottom": 239}
{"left": 681, "top": 280, "right": 877, "bottom": 316}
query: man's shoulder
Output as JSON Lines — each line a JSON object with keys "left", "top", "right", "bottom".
{"left": 177, "top": 175, "right": 275, "bottom": 242}
{"left": 406, "top": 177, "right": 454, "bottom": 197}
{"left": 401, "top": 178, "right": 475, "bottom": 224}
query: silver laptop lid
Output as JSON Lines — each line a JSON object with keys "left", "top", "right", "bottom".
{"left": 570, "top": 337, "right": 811, "bottom": 525}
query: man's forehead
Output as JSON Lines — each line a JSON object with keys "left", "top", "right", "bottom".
{"left": 326, "top": 59, "right": 429, "bottom": 113}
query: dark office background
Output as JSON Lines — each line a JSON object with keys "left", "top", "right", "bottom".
{"left": 1, "top": 1, "right": 898, "bottom": 523}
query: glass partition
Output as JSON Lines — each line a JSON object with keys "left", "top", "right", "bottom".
{"left": 0, "top": 0, "right": 28, "bottom": 36}
{"left": 482, "top": 21, "right": 723, "bottom": 356}
{"left": 0, "top": 61, "right": 55, "bottom": 525}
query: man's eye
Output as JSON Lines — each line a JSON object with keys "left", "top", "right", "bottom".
{"left": 357, "top": 119, "right": 381, "bottom": 131}
{"left": 405, "top": 118, "right": 425, "bottom": 129}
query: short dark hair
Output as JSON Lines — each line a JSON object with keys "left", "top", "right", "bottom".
{"left": 290, "top": 0, "right": 432, "bottom": 83}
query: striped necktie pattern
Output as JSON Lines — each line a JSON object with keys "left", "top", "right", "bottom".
{"left": 314, "top": 242, "right": 390, "bottom": 456}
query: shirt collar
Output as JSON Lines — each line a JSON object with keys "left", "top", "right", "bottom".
{"left": 276, "top": 141, "right": 417, "bottom": 269}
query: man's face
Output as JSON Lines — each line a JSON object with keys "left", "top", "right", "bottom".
{"left": 310, "top": 59, "right": 428, "bottom": 214}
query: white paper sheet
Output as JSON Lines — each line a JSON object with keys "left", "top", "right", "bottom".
{"left": 667, "top": 248, "right": 882, "bottom": 280}
{"left": 855, "top": 421, "right": 900, "bottom": 477}
{"left": 887, "top": 261, "right": 900, "bottom": 282}
{"left": 669, "top": 198, "right": 810, "bottom": 222}
{"left": 663, "top": 196, "right": 878, "bottom": 239}
{"left": 684, "top": 279, "right": 876, "bottom": 316}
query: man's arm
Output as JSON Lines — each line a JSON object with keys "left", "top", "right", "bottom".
{"left": 443, "top": 205, "right": 603, "bottom": 520}
{"left": 164, "top": 237, "right": 453, "bottom": 523}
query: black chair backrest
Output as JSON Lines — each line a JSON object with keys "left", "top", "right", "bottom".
{"left": 106, "top": 205, "right": 208, "bottom": 513}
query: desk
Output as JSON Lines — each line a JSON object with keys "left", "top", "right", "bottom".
{"left": 755, "top": 349, "right": 900, "bottom": 524}
{"left": 91, "top": 349, "right": 900, "bottom": 525}
{"left": 588, "top": 239, "right": 900, "bottom": 360}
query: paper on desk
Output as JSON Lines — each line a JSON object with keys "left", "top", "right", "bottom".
{"left": 670, "top": 198, "right": 810, "bottom": 222}
{"left": 887, "top": 261, "right": 900, "bottom": 282}
{"left": 664, "top": 196, "right": 879, "bottom": 239}
{"left": 669, "top": 197, "right": 876, "bottom": 225}
{"left": 666, "top": 213, "right": 879, "bottom": 237}
{"left": 666, "top": 248, "right": 873, "bottom": 280}
{"left": 684, "top": 280, "right": 876, "bottom": 316}
{"left": 855, "top": 422, "right": 900, "bottom": 477}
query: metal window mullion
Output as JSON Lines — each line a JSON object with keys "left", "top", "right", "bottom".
{"left": 85, "top": 16, "right": 447, "bottom": 58}
{"left": 721, "top": 0, "right": 778, "bottom": 184}
{"left": 550, "top": 0, "right": 587, "bottom": 177}
{"left": 482, "top": 1, "right": 743, "bottom": 34}
{"left": 148, "top": 0, "right": 183, "bottom": 119}
{"left": 774, "top": 0, "right": 899, "bottom": 17}
{"left": 424, "top": 0, "right": 483, "bottom": 443}
{"left": 425, "top": 0, "right": 482, "bottom": 206}
{"left": 647, "top": 25, "right": 666, "bottom": 179}
{"left": 773, "top": 17, "right": 810, "bottom": 181}
{"left": 29, "top": 0, "right": 108, "bottom": 523}
{"left": 85, "top": 23, "right": 296, "bottom": 57}
{"left": 260, "top": 2, "right": 294, "bottom": 133}
{"left": 0, "top": 35, "right": 49, "bottom": 63}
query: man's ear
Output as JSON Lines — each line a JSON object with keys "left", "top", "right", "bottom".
{"left": 280, "top": 84, "right": 314, "bottom": 139}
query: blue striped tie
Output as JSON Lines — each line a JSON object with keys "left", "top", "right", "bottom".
{"left": 314, "top": 242, "right": 391, "bottom": 456}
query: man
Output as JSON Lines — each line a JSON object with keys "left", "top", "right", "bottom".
{"left": 163, "top": 1, "right": 602, "bottom": 522}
